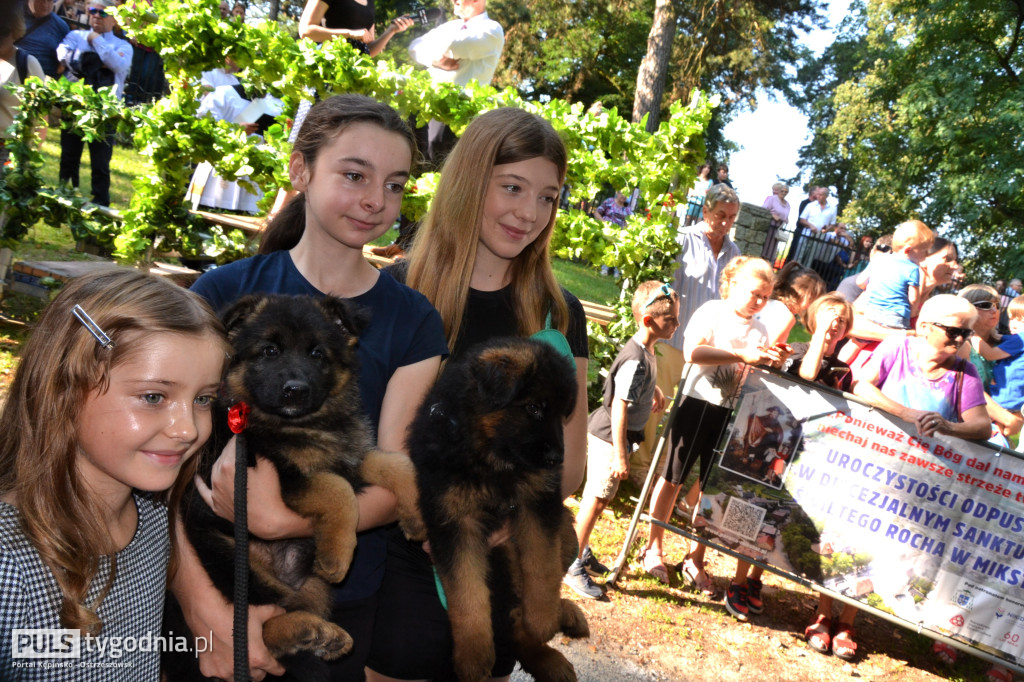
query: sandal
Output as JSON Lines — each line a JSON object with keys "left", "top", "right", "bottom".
{"left": 675, "top": 498, "right": 694, "bottom": 519}
{"left": 642, "top": 548, "right": 670, "bottom": 584}
{"left": 985, "top": 665, "right": 1013, "bottom": 682}
{"left": 804, "top": 614, "right": 831, "bottom": 654}
{"left": 932, "top": 640, "right": 958, "bottom": 666}
{"left": 831, "top": 622, "right": 858, "bottom": 661}
{"left": 681, "top": 557, "right": 717, "bottom": 598}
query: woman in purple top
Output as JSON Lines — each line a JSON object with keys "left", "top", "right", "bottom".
{"left": 594, "top": 190, "right": 632, "bottom": 226}
{"left": 852, "top": 294, "right": 990, "bottom": 440}
{"left": 762, "top": 182, "right": 791, "bottom": 225}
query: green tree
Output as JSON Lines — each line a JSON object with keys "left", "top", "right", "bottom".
{"left": 793, "top": 0, "right": 1024, "bottom": 278}
{"left": 489, "top": 0, "right": 824, "bottom": 158}
{"left": 830, "top": 551, "right": 854, "bottom": 576}
{"left": 633, "top": 0, "right": 676, "bottom": 131}
{"left": 787, "top": 4, "right": 875, "bottom": 213}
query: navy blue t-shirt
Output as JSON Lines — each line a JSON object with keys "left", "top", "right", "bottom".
{"left": 16, "top": 11, "right": 69, "bottom": 79}
{"left": 191, "top": 250, "right": 448, "bottom": 600}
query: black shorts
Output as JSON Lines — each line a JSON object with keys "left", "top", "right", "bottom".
{"left": 325, "top": 594, "right": 377, "bottom": 681}
{"left": 366, "top": 528, "right": 517, "bottom": 680}
{"left": 662, "top": 397, "right": 732, "bottom": 487}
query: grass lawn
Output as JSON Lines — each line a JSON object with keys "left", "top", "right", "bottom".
{"left": 36, "top": 129, "right": 144, "bottom": 209}
{"left": 552, "top": 258, "right": 620, "bottom": 307}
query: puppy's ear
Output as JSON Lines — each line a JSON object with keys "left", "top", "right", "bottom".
{"left": 469, "top": 348, "right": 522, "bottom": 409}
{"left": 220, "top": 295, "right": 267, "bottom": 337}
{"left": 318, "top": 296, "right": 371, "bottom": 341}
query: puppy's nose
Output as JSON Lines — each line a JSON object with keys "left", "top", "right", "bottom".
{"left": 281, "top": 380, "right": 311, "bottom": 404}
{"left": 543, "top": 448, "right": 564, "bottom": 466}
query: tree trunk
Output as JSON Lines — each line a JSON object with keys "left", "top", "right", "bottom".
{"left": 268, "top": 0, "right": 280, "bottom": 21}
{"left": 633, "top": 0, "right": 676, "bottom": 132}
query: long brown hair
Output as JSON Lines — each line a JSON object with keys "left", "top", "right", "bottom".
{"left": 0, "top": 269, "right": 227, "bottom": 634}
{"left": 772, "top": 262, "right": 826, "bottom": 326}
{"left": 406, "top": 107, "right": 569, "bottom": 348}
{"left": 259, "top": 94, "right": 417, "bottom": 254}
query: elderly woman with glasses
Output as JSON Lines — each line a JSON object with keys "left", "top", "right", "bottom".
{"left": 852, "top": 294, "right": 991, "bottom": 440}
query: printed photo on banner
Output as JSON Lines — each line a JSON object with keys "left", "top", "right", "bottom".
{"left": 718, "top": 387, "right": 804, "bottom": 489}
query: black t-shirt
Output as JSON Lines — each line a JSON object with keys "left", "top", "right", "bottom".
{"left": 385, "top": 261, "right": 588, "bottom": 364}
{"left": 784, "top": 341, "right": 853, "bottom": 393}
{"left": 323, "top": 0, "right": 375, "bottom": 29}
{"left": 452, "top": 285, "right": 589, "bottom": 363}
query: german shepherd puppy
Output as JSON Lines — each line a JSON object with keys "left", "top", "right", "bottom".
{"left": 163, "top": 294, "right": 421, "bottom": 680}
{"left": 408, "top": 338, "right": 590, "bottom": 682}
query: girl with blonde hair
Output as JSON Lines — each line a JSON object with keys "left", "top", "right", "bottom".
{"left": 641, "top": 255, "right": 789, "bottom": 616}
{"left": 370, "top": 107, "right": 590, "bottom": 682}
{"left": 406, "top": 107, "right": 577, "bottom": 361}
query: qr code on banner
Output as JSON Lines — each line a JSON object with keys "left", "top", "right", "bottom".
{"left": 721, "top": 498, "right": 767, "bottom": 541}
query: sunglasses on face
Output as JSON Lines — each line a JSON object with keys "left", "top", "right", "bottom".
{"left": 88, "top": 7, "right": 108, "bottom": 16}
{"left": 875, "top": 244, "right": 892, "bottom": 253}
{"left": 972, "top": 300, "right": 997, "bottom": 311}
{"left": 642, "top": 283, "right": 676, "bottom": 310}
{"left": 930, "top": 321, "right": 974, "bottom": 343}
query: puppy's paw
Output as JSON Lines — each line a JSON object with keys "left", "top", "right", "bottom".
{"left": 516, "top": 644, "right": 577, "bottom": 682}
{"left": 314, "top": 549, "right": 353, "bottom": 584}
{"left": 265, "top": 613, "right": 353, "bottom": 661}
{"left": 453, "top": 635, "right": 495, "bottom": 682}
{"left": 559, "top": 599, "right": 589, "bottom": 639}
{"left": 307, "top": 622, "right": 354, "bottom": 661}
{"left": 530, "top": 650, "right": 577, "bottom": 682}
{"left": 535, "top": 656, "right": 577, "bottom": 682}
{"left": 398, "top": 510, "right": 427, "bottom": 543}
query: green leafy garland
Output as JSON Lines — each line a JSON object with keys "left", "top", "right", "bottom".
{"left": 1, "top": 0, "right": 715, "bottom": 374}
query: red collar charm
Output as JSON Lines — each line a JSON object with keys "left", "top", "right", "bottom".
{"left": 227, "top": 402, "right": 251, "bottom": 434}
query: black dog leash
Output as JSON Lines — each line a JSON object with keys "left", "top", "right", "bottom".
{"left": 227, "top": 403, "right": 252, "bottom": 682}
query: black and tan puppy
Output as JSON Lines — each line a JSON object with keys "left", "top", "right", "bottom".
{"left": 164, "top": 294, "right": 420, "bottom": 681}
{"left": 409, "top": 337, "right": 590, "bottom": 682}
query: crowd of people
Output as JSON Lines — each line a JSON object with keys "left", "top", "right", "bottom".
{"left": 567, "top": 173, "right": 1023, "bottom": 679}
{"left": 1, "top": 2, "right": 1023, "bottom": 681}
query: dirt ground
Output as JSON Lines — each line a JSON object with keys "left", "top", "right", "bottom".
{"left": 556, "top": 489, "right": 1006, "bottom": 682}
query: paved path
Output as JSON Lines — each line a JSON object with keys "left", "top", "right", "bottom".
{"left": 510, "top": 638, "right": 668, "bottom": 682}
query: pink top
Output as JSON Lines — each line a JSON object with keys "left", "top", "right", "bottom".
{"left": 763, "top": 194, "right": 790, "bottom": 225}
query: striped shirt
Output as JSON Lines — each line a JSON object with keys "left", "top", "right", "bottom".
{"left": 668, "top": 222, "right": 741, "bottom": 351}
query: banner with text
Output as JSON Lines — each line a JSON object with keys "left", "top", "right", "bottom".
{"left": 687, "top": 370, "right": 1024, "bottom": 668}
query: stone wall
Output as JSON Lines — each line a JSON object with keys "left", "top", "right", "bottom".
{"left": 733, "top": 202, "right": 773, "bottom": 258}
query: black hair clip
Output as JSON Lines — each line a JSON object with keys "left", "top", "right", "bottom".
{"left": 72, "top": 304, "right": 114, "bottom": 350}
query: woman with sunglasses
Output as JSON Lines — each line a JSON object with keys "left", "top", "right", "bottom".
{"left": 958, "top": 285, "right": 1002, "bottom": 384}
{"left": 852, "top": 294, "right": 991, "bottom": 440}
{"left": 957, "top": 284, "right": 1024, "bottom": 440}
